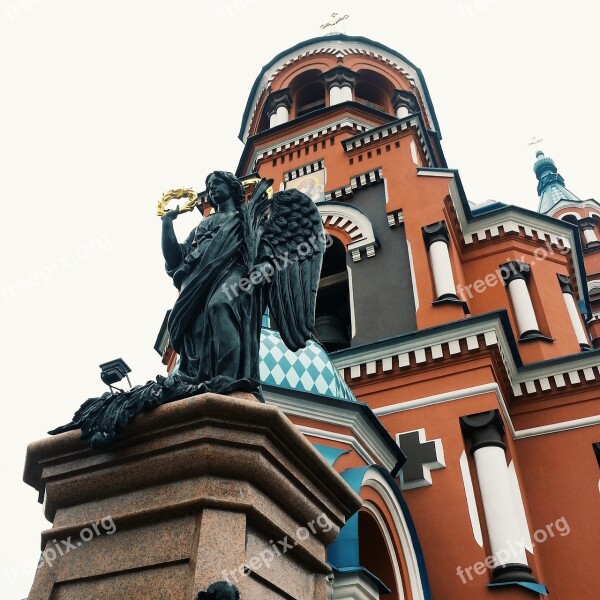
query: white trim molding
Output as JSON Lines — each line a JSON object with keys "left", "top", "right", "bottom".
{"left": 318, "top": 202, "right": 377, "bottom": 261}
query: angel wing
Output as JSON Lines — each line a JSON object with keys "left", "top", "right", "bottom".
{"left": 262, "top": 188, "right": 325, "bottom": 351}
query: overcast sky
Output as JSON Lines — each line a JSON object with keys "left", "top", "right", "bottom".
{"left": 1, "top": 1, "right": 598, "bottom": 596}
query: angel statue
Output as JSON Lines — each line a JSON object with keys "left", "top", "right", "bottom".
{"left": 49, "top": 171, "right": 325, "bottom": 448}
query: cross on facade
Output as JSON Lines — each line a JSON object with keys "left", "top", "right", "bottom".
{"left": 396, "top": 429, "right": 445, "bottom": 489}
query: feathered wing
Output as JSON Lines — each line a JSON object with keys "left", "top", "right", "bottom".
{"left": 262, "top": 188, "right": 325, "bottom": 351}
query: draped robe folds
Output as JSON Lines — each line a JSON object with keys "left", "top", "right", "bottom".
{"left": 166, "top": 209, "right": 266, "bottom": 392}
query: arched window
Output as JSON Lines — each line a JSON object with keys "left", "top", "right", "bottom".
{"left": 315, "top": 237, "right": 351, "bottom": 351}
{"left": 559, "top": 213, "right": 579, "bottom": 224}
{"left": 359, "top": 510, "right": 402, "bottom": 598}
{"left": 296, "top": 81, "right": 326, "bottom": 117}
{"left": 290, "top": 69, "right": 326, "bottom": 118}
{"left": 355, "top": 69, "right": 394, "bottom": 113}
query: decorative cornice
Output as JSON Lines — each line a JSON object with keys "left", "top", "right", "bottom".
{"left": 325, "top": 167, "right": 383, "bottom": 202}
{"left": 250, "top": 117, "right": 372, "bottom": 171}
{"left": 330, "top": 310, "right": 600, "bottom": 400}
{"left": 284, "top": 159, "right": 324, "bottom": 182}
{"left": 342, "top": 115, "right": 434, "bottom": 167}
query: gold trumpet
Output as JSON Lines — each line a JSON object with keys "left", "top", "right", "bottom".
{"left": 156, "top": 188, "right": 198, "bottom": 217}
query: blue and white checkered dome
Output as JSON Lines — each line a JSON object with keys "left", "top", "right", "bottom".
{"left": 260, "top": 327, "right": 356, "bottom": 402}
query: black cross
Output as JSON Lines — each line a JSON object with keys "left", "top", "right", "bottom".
{"left": 396, "top": 429, "right": 445, "bottom": 489}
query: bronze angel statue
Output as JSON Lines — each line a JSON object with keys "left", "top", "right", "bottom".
{"left": 49, "top": 171, "right": 325, "bottom": 447}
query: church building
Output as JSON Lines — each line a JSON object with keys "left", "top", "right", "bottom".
{"left": 25, "top": 32, "right": 599, "bottom": 600}
{"left": 181, "top": 32, "right": 598, "bottom": 599}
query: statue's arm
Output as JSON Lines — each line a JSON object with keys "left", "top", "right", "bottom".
{"left": 161, "top": 208, "right": 182, "bottom": 272}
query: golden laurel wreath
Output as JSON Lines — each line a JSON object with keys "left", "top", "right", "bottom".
{"left": 156, "top": 179, "right": 274, "bottom": 217}
{"left": 156, "top": 189, "right": 198, "bottom": 217}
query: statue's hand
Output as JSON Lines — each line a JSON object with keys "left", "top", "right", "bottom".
{"left": 161, "top": 206, "right": 180, "bottom": 222}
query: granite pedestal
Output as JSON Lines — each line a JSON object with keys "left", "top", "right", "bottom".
{"left": 24, "top": 392, "right": 362, "bottom": 599}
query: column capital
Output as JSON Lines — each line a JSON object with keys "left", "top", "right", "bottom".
{"left": 557, "top": 274, "right": 573, "bottom": 294}
{"left": 265, "top": 88, "right": 292, "bottom": 117}
{"left": 392, "top": 89, "right": 418, "bottom": 113}
{"left": 460, "top": 410, "right": 506, "bottom": 453}
{"left": 322, "top": 66, "right": 356, "bottom": 90}
{"left": 579, "top": 216, "right": 596, "bottom": 230}
{"left": 499, "top": 260, "right": 530, "bottom": 286}
{"left": 422, "top": 221, "right": 449, "bottom": 248}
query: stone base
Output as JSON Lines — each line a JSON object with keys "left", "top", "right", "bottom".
{"left": 24, "top": 392, "right": 362, "bottom": 600}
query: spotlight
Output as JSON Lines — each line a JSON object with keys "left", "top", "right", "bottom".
{"left": 99, "top": 358, "right": 132, "bottom": 393}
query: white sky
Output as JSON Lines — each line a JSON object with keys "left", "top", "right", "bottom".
{"left": 1, "top": 1, "right": 598, "bottom": 596}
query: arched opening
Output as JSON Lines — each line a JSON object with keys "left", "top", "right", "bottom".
{"left": 560, "top": 214, "right": 579, "bottom": 225}
{"left": 296, "top": 81, "right": 326, "bottom": 117}
{"left": 290, "top": 69, "right": 326, "bottom": 118}
{"left": 256, "top": 103, "right": 271, "bottom": 134}
{"left": 355, "top": 69, "right": 394, "bottom": 113}
{"left": 315, "top": 236, "right": 351, "bottom": 352}
{"left": 359, "top": 510, "right": 401, "bottom": 599}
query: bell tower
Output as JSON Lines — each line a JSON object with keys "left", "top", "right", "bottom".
{"left": 237, "top": 34, "right": 447, "bottom": 352}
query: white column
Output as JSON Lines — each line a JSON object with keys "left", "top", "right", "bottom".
{"left": 473, "top": 446, "right": 528, "bottom": 566}
{"left": 558, "top": 275, "right": 590, "bottom": 348}
{"left": 275, "top": 104, "right": 289, "bottom": 125}
{"left": 429, "top": 240, "right": 456, "bottom": 299}
{"left": 339, "top": 85, "right": 353, "bottom": 102}
{"left": 507, "top": 277, "right": 540, "bottom": 337}
{"left": 329, "top": 85, "right": 342, "bottom": 106}
{"left": 563, "top": 292, "right": 588, "bottom": 346}
{"left": 460, "top": 411, "right": 538, "bottom": 585}
{"left": 583, "top": 227, "right": 598, "bottom": 245}
{"left": 396, "top": 106, "right": 410, "bottom": 118}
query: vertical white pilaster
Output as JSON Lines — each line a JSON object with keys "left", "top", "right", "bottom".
{"left": 275, "top": 104, "right": 289, "bottom": 125}
{"left": 583, "top": 227, "right": 598, "bottom": 245}
{"left": 500, "top": 261, "right": 542, "bottom": 340}
{"left": 558, "top": 274, "right": 590, "bottom": 349}
{"left": 423, "top": 221, "right": 459, "bottom": 302}
{"left": 460, "top": 411, "right": 539, "bottom": 585}
{"left": 507, "top": 278, "right": 540, "bottom": 336}
{"left": 429, "top": 240, "right": 456, "bottom": 299}
{"left": 473, "top": 446, "right": 528, "bottom": 566}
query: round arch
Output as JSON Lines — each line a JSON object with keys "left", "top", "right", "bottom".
{"left": 317, "top": 201, "right": 377, "bottom": 261}
{"left": 361, "top": 467, "right": 429, "bottom": 600}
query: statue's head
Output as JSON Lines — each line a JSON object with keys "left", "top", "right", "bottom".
{"left": 197, "top": 581, "right": 240, "bottom": 600}
{"left": 205, "top": 171, "right": 245, "bottom": 209}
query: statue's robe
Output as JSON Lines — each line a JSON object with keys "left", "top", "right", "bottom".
{"left": 167, "top": 209, "right": 266, "bottom": 390}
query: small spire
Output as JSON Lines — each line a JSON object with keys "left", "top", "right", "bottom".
{"left": 534, "top": 150, "right": 581, "bottom": 214}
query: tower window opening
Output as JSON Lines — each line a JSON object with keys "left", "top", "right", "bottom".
{"left": 354, "top": 69, "right": 394, "bottom": 114}
{"left": 296, "top": 81, "right": 326, "bottom": 117}
{"left": 315, "top": 237, "right": 351, "bottom": 352}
